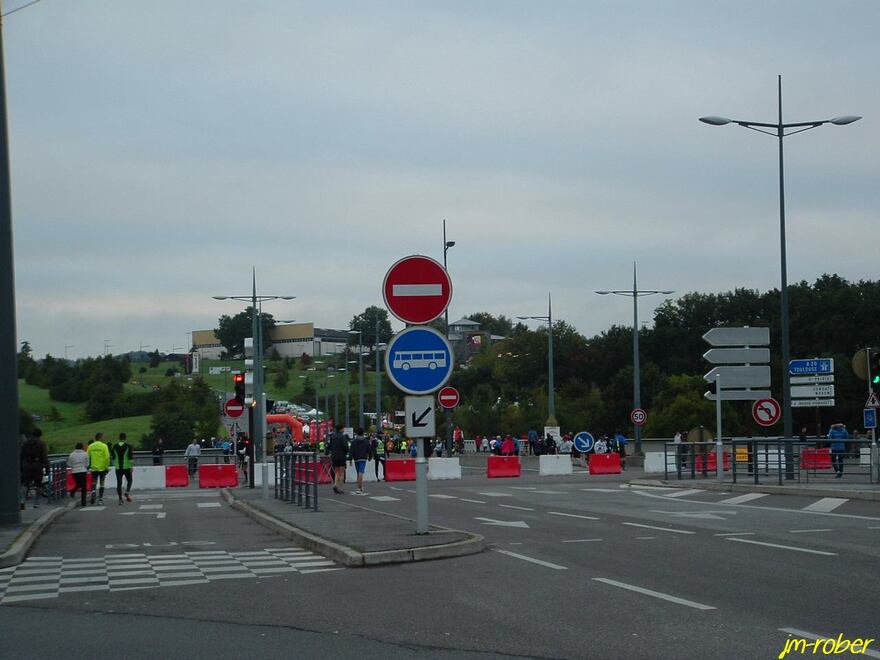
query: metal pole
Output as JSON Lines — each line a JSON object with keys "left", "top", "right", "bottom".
{"left": 344, "top": 361, "right": 350, "bottom": 428}
{"left": 867, "top": 349, "right": 878, "bottom": 482}
{"left": 443, "top": 219, "right": 449, "bottom": 335}
{"left": 334, "top": 356, "right": 339, "bottom": 424}
{"left": 715, "top": 374, "right": 723, "bottom": 482}
{"left": 0, "top": 5, "right": 20, "bottom": 524}
{"left": 358, "top": 330, "right": 364, "bottom": 429}
{"left": 777, "top": 77, "right": 794, "bottom": 480}
{"left": 632, "top": 264, "right": 642, "bottom": 455}
{"left": 415, "top": 438, "right": 428, "bottom": 533}
{"left": 547, "top": 292, "right": 555, "bottom": 424}
{"left": 252, "top": 272, "right": 268, "bottom": 498}
{"left": 375, "top": 317, "right": 381, "bottom": 434}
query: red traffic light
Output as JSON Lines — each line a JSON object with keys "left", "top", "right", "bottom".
{"left": 233, "top": 373, "right": 245, "bottom": 384}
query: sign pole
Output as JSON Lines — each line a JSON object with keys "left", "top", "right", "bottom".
{"left": 715, "top": 373, "right": 723, "bottom": 482}
{"left": 416, "top": 438, "right": 428, "bottom": 533}
{"left": 867, "top": 348, "right": 878, "bottom": 483}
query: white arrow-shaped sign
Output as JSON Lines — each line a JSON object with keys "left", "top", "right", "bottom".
{"left": 474, "top": 517, "right": 530, "bottom": 528}
{"left": 702, "top": 347, "right": 771, "bottom": 364}
{"left": 703, "top": 366, "right": 771, "bottom": 388}
{"left": 703, "top": 327, "right": 770, "bottom": 347}
{"left": 120, "top": 511, "right": 167, "bottom": 519}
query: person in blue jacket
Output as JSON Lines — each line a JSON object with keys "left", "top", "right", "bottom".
{"left": 827, "top": 423, "right": 849, "bottom": 478}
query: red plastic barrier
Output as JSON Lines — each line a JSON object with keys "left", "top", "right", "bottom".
{"left": 801, "top": 448, "right": 832, "bottom": 470}
{"left": 487, "top": 455, "right": 521, "bottom": 478}
{"left": 384, "top": 459, "right": 416, "bottom": 481}
{"left": 198, "top": 464, "right": 239, "bottom": 488}
{"left": 165, "top": 464, "right": 189, "bottom": 487}
{"left": 66, "top": 469, "right": 93, "bottom": 493}
{"left": 694, "top": 451, "right": 731, "bottom": 472}
{"left": 294, "top": 462, "right": 333, "bottom": 484}
{"left": 588, "top": 453, "right": 622, "bottom": 475}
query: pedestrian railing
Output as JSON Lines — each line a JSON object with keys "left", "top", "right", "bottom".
{"left": 274, "top": 451, "right": 319, "bottom": 512}
{"left": 45, "top": 459, "right": 68, "bottom": 502}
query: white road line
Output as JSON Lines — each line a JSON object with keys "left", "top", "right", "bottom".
{"left": 561, "top": 539, "right": 603, "bottom": 543}
{"left": 508, "top": 486, "right": 537, "bottom": 490}
{"left": 789, "top": 528, "right": 833, "bottom": 534}
{"left": 478, "top": 492, "right": 513, "bottom": 497}
{"left": 428, "top": 494, "right": 457, "bottom": 499}
{"left": 621, "top": 522, "right": 694, "bottom": 535}
{"left": 460, "top": 499, "right": 486, "bottom": 504}
{"left": 197, "top": 502, "right": 222, "bottom": 508}
{"left": 663, "top": 489, "right": 705, "bottom": 498}
{"left": 869, "top": 526, "right": 880, "bottom": 530}
{"left": 138, "top": 504, "right": 163, "bottom": 510}
{"left": 726, "top": 537, "right": 837, "bottom": 556}
{"left": 369, "top": 496, "right": 400, "bottom": 502}
{"left": 493, "top": 549, "right": 567, "bottom": 570}
{"left": 592, "top": 578, "right": 716, "bottom": 610}
{"left": 499, "top": 504, "right": 535, "bottom": 511}
{"left": 714, "top": 532, "right": 755, "bottom": 537}
{"left": 779, "top": 628, "right": 880, "bottom": 659}
{"left": 580, "top": 488, "right": 621, "bottom": 493}
{"left": 79, "top": 507, "right": 106, "bottom": 512}
{"left": 548, "top": 511, "right": 599, "bottom": 520}
{"left": 636, "top": 537, "right": 656, "bottom": 540}
{"left": 717, "top": 493, "right": 769, "bottom": 505}
{"left": 802, "top": 498, "right": 848, "bottom": 513}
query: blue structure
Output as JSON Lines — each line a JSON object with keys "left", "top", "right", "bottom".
{"left": 573, "top": 431, "right": 594, "bottom": 453}
{"left": 385, "top": 326, "right": 454, "bottom": 395}
{"left": 789, "top": 358, "right": 834, "bottom": 375}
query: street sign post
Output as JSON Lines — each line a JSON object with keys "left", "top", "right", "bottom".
{"left": 789, "top": 358, "right": 834, "bottom": 375}
{"left": 224, "top": 399, "right": 244, "bottom": 418}
{"left": 630, "top": 408, "right": 647, "bottom": 426}
{"left": 752, "top": 398, "right": 781, "bottom": 426}
{"left": 702, "top": 327, "right": 771, "bottom": 402}
{"left": 790, "top": 384, "right": 835, "bottom": 399}
{"left": 573, "top": 432, "right": 594, "bottom": 454}
{"left": 405, "top": 396, "right": 436, "bottom": 438}
{"left": 384, "top": 326, "right": 454, "bottom": 395}
{"left": 382, "top": 255, "right": 453, "bottom": 325}
{"left": 702, "top": 327, "right": 771, "bottom": 347}
{"left": 437, "top": 386, "right": 460, "bottom": 410}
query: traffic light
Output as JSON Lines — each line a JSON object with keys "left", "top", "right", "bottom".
{"left": 871, "top": 350, "right": 880, "bottom": 385}
{"left": 233, "top": 373, "right": 245, "bottom": 403}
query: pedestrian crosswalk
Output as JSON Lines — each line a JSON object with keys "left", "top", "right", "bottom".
{"left": 648, "top": 488, "right": 854, "bottom": 514}
{"left": 0, "top": 547, "right": 343, "bottom": 605}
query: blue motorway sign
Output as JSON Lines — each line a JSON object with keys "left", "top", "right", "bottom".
{"left": 384, "top": 326, "right": 454, "bottom": 395}
{"left": 573, "top": 431, "right": 594, "bottom": 453}
{"left": 789, "top": 358, "right": 834, "bottom": 375}
{"left": 864, "top": 408, "right": 877, "bottom": 430}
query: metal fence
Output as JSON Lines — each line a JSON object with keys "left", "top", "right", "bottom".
{"left": 274, "top": 452, "right": 319, "bottom": 511}
{"left": 49, "top": 449, "right": 234, "bottom": 467}
{"left": 44, "top": 459, "right": 68, "bottom": 502}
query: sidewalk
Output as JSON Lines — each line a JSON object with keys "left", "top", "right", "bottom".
{"left": 0, "top": 499, "right": 74, "bottom": 568}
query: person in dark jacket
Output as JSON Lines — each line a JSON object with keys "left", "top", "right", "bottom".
{"left": 327, "top": 425, "right": 350, "bottom": 494}
{"left": 349, "top": 428, "right": 372, "bottom": 495}
{"left": 20, "top": 429, "right": 49, "bottom": 509}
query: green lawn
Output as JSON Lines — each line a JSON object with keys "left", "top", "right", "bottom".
{"left": 18, "top": 380, "right": 88, "bottom": 426}
{"left": 41, "top": 415, "right": 153, "bottom": 454}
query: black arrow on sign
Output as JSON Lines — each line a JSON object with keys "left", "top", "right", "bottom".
{"left": 412, "top": 408, "right": 431, "bottom": 428}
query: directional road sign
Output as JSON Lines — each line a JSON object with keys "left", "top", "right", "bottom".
{"left": 630, "top": 408, "right": 647, "bottom": 426}
{"left": 789, "top": 358, "right": 834, "bottom": 375}
{"left": 702, "top": 327, "right": 770, "bottom": 347}
{"left": 224, "top": 399, "right": 244, "bottom": 418}
{"left": 752, "top": 398, "right": 781, "bottom": 427}
{"left": 791, "top": 399, "right": 835, "bottom": 408}
{"left": 702, "top": 347, "right": 771, "bottom": 364}
{"left": 573, "top": 431, "right": 594, "bottom": 453}
{"left": 791, "top": 384, "right": 835, "bottom": 399}
{"left": 790, "top": 374, "right": 835, "bottom": 385}
{"left": 437, "top": 386, "right": 460, "bottom": 410}
{"left": 383, "top": 255, "right": 452, "bottom": 325}
{"left": 405, "top": 395, "right": 436, "bottom": 438}
{"left": 864, "top": 408, "right": 877, "bottom": 430}
{"left": 385, "top": 326, "right": 454, "bottom": 395}
{"left": 703, "top": 365, "right": 771, "bottom": 388}
{"left": 705, "top": 390, "right": 771, "bottom": 401}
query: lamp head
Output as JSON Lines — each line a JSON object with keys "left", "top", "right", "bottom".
{"left": 594, "top": 291, "right": 611, "bottom": 295}
{"left": 830, "top": 115, "right": 862, "bottom": 125}
{"left": 212, "top": 296, "right": 227, "bottom": 300}
{"left": 445, "top": 241, "right": 456, "bottom": 249}
{"left": 699, "top": 116, "right": 732, "bottom": 126}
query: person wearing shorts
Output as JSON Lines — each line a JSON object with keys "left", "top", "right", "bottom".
{"left": 348, "top": 428, "right": 372, "bottom": 495}
{"left": 87, "top": 432, "right": 110, "bottom": 505}
{"left": 327, "top": 425, "right": 349, "bottom": 494}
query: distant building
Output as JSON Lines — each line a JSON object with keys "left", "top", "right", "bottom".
{"left": 447, "top": 318, "right": 503, "bottom": 362}
{"left": 192, "top": 323, "right": 350, "bottom": 360}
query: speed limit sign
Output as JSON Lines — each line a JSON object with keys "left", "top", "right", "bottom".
{"left": 630, "top": 408, "right": 648, "bottom": 426}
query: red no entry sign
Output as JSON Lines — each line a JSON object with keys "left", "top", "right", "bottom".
{"left": 752, "top": 398, "right": 781, "bottom": 427}
{"left": 438, "top": 386, "right": 460, "bottom": 410}
{"left": 383, "top": 255, "right": 452, "bottom": 324}
{"left": 224, "top": 399, "right": 244, "bottom": 418}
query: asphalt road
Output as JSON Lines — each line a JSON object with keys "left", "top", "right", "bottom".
{"left": 2, "top": 475, "right": 878, "bottom": 659}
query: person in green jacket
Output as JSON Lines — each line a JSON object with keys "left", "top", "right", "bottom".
{"left": 110, "top": 432, "right": 134, "bottom": 504}
{"left": 87, "top": 432, "right": 110, "bottom": 505}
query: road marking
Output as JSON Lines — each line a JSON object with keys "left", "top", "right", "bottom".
{"left": 138, "top": 504, "right": 163, "bottom": 510}
{"left": 534, "top": 490, "right": 566, "bottom": 495}
{"left": 662, "top": 489, "right": 705, "bottom": 498}
{"left": 80, "top": 507, "right": 106, "bottom": 512}
{"left": 651, "top": 510, "right": 737, "bottom": 520}
{"left": 478, "top": 492, "right": 513, "bottom": 497}
{"left": 592, "top": 578, "right": 716, "bottom": 610}
{"left": 508, "top": 487, "right": 537, "bottom": 490}
{"left": 370, "top": 496, "right": 400, "bottom": 502}
{"left": 621, "top": 522, "right": 695, "bottom": 535}
{"left": 789, "top": 528, "right": 833, "bottom": 534}
{"left": 636, "top": 537, "right": 656, "bottom": 540}
{"left": 714, "top": 532, "right": 755, "bottom": 537}
{"left": 460, "top": 499, "right": 486, "bottom": 504}
{"left": 778, "top": 629, "right": 880, "bottom": 659}
{"left": 475, "top": 517, "right": 529, "bottom": 528}
{"left": 580, "top": 488, "right": 621, "bottom": 493}
{"left": 717, "top": 493, "right": 769, "bottom": 505}
{"left": 428, "top": 494, "right": 457, "bottom": 499}
{"left": 725, "top": 537, "right": 837, "bottom": 556}
{"left": 197, "top": 503, "right": 222, "bottom": 508}
{"left": 548, "top": 512, "right": 599, "bottom": 521}
{"left": 869, "top": 526, "right": 880, "bottom": 529}
{"left": 493, "top": 549, "right": 567, "bottom": 570}
{"left": 561, "top": 539, "right": 603, "bottom": 543}
{"left": 120, "top": 512, "right": 166, "bottom": 519}
{"left": 802, "top": 498, "right": 848, "bottom": 513}
{"left": 499, "top": 504, "right": 535, "bottom": 511}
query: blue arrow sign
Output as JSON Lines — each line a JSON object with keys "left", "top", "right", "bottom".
{"left": 864, "top": 408, "right": 877, "bottom": 430}
{"left": 789, "top": 358, "right": 834, "bottom": 375}
{"left": 384, "top": 326, "right": 454, "bottom": 395}
{"left": 573, "top": 431, "right": 594, "bottom": 453}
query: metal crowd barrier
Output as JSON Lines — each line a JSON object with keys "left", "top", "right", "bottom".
{"left": 274, "top": 451, "right": 319, "bottom": 512}
{"left": 45, "top": 459, "right": 68, "bottom": 502}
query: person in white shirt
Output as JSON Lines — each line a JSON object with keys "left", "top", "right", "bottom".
{"left": 593, "top": 437, "right": 608, "bottom": 454}
{"left": 184, "top": 439, "right": 202, "bottom": 476}
{"left": 67, "top": 442, "right": 90, "bottom": 507}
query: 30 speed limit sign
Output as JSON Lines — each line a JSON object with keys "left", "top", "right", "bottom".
{"left": 630, "top": 408, "right": 648, "bottom": 426}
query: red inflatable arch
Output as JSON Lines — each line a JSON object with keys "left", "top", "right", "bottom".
{"left": 266, "top": 414, "right": 304, "bottom": 441}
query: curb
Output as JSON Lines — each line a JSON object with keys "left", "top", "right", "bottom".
{"left": 628, "top": 478, "right": 880, "bottom": 501}
{"left": 221, "top": 489, "right": 485, "bottom": 567}
{"left": 0, "top": 500, "right": 76, "bottom": 569}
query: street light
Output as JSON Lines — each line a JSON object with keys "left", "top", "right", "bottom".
{"left": 596, "top": 263, "right": 673, "bottom": 455}
{"left": 348, "top": 329, "right": 365, "bottom": 430}
{"left": 213, "top": 269, "right": 295, "bottom": 497}
{"left": 375, "top": 316, "right": 387, "bottom": 434}
{"left": 517, "top": 292, "right": 556, "bottom": 426}
{"left": 442, "top": 219, "right": 456, "bottom": 334}
{"left": 700, "top": 75, "right": 860, "bottom": 446}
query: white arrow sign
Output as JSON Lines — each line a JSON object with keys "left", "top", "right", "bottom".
{"left": 120, "top": 512, "right": 167, "bottom": 519}
{"left": 702, "top": 327, "right": 770, "bottom": 347}
{"left": 702, "top": 347, "right": 771, "bottom": 364}
{"left": 705, "top": 390, "right": 771, "bottom": 401}
{"left": 405, "top": 395, "right": 435, "bottom": 438}
{"left": 703, "top": 366, "right": 771, "bottom": 388}
{"left": 474, "top": 517, "right": 530, "bottom": 528}
{"left": 791, "top": 384, "right": 835, "bottom": 398}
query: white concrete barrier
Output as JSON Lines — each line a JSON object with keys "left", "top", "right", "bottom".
{"left": 538, "top": 454, "right": 572, "bottom": 476}
{"left": 107, "top": 466, "right": 166, "bottom": 490}
{"left": 346, "top": 461, "right": 379, "bottom": 482}
{"left": 643, "top": 452, "right": 666, "bottom": 474}
{"left": 251, "top": 463, "right": 276, "bottom": 487}
{"left": 428, "top": 457, "right": 461, "bottom": 480}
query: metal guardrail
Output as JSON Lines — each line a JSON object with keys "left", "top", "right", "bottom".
{"left": 49, "top": 449, "right": 235, "bottom": 467}
{"left": 274, "top": 452, "right": 319, "bottom": 511}
{"left": 45, "top": 459, "right": 67, "bottom": 502}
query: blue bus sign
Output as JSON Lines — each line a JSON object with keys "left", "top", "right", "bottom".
{"left": 573, "top": 431, "right": 594, "bottom": 453}
{"left": 864, "top": 408, "right": 877, "bottom": 430}
{"left": 384, "top": 326, "right": 454, "bottom": 395}
{"left": 789, "top": 358, "right": 834, "bottom": 375}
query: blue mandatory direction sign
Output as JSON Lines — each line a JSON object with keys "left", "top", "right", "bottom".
{"left": 789, "top": 358, "right": 834, "bottom": 375}
{"left": 864, "top": 408, "right": 877, "bottom": 430}
{"left": 385, "top": 326, "right": 454, "bottom": 396}
{"left": 573, "top": 431, "right": 594, "bottom": 453}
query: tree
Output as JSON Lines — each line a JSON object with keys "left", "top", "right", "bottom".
{"left": 148, "top": 379, "right": 219, "bottom": 449}
{"left": 148, "top": 350, "right": 161, "bottom": 368}
{"left": 349, "top": 306, "right": 392, "bottom": 349}
{"left": 466, "top": 312, "right": 524, "bottom": 338}
{"left": 46, "top": 405, "right": 65, "bottom": 429}
{"left": 274, "top": 366, "right": 290, "bottom": 389}
{"left": 215, "top": 307, "right": 276, "bottom": 357}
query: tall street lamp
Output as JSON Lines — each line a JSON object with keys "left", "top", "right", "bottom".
{"left": 596, "top": 263, "right": 673, "bottom": 455}
{"left": 348, "top": 329, "right": 365, "bottom": 429}
{"left": 517, "top": 292, "right": 556, "bottom": 427}
{"left": 374, "top": 315, "right": 387, "bottom": 434}
{"left": 700, "top": 75, "right": 860, "bottom": 445}
{"left": 442, "top": 219, "right": 456, "bottom": 334}
{"left": 214, "top": 270, "right": 295, "bottom": 497}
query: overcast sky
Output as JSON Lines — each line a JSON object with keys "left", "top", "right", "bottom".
{"left": 6, "top": 1, "right": 878, "bottom": 359}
